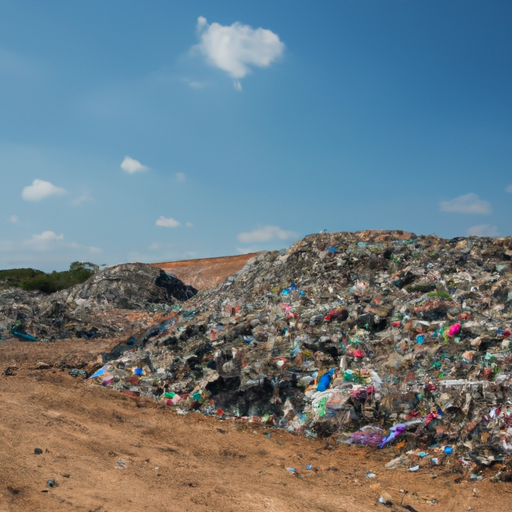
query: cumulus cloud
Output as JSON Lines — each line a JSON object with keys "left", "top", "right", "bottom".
{"left": 156, "top": 216, "right": 181, "bottom": 228}
{"left": 25, "top": 231, "right": 64, "bottom": 251}
{"left": 194, "top": 16, "right": 284, "bottom": 88}
{"left": 22, "top": 179, "right": 67, "bottom": 202}
{"left": 439, "top": 193, "right": 491, "bottom": 214}
{"left": 506, "top": 184, "right": 512, "bottom": 194}
{"left": 176, "top": 172, "right": 186, "bottom": 183}
{"left": 8, "top": 215, "right": 19, "bottom": 224}
{"left": 238, "top": 225, "right": 298, "bottom": 244}
{"left": 468, "top": 224, "right": 500, "bottom": 237}
{"left": 32, "top": 231, "right": 64, "bottom": 242}
{"left": 121, "top": 156, "right": 148, "bottom": 174}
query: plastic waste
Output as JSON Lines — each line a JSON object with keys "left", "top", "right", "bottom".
{"left": 316, "top": 369, "right": 335, "bottom": 392}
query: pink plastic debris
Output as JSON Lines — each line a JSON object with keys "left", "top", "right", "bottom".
{"left": 448, "top": 323, "right": 461, "bottom": 336}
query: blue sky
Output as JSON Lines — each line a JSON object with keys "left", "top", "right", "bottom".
{"left": 1, "top": 1, "right": 511, "bottom": 271}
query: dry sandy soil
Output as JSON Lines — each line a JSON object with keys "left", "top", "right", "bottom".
{"left": 152, "top": 254, "right": 257, "bottom": 290}
{"left": 1, "top": 338, "right": 511, "bottom": 512}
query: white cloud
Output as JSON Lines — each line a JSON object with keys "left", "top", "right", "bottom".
{"left": 88, "top": 246, "right": 103, "bottom": 254}
{"left": 72, "top": 191, "right": 93, "bottom": 206}
{"left": 156, "top": 216, "right": 181, "bottom": 228}
{"left": 149, "top": 242, "right": 160, "bottom": 250}
{"left": 121, "top": 156, "right": 148, "bottom": 174}
{"left": 176, "top": 172, "right": 186, "bottom": 183}
{"left": 467, "top": 224, "right": 499, "bottom": 237}
{"left": 22, "top": 179, "right": 67, "bottom": 202}
{"left": 8, "top": 215, "right": 19, "bottom": 224}
{"left": 238, "top": 225, "right": 298, "bottom": 244}
{"left": 25, "top": 231, "right": 64, "bottom": 251}
{"left": 506, "top": 184, "right": 512, "bottom": 194}
{"left": 32, "top": 231, "right": 64, "bottom": 242}
{"left": 194, "top": 16, "right": 284, "bottom": 88}
{"left": 186, "top": 222, "right": 194, "bottom": 228}
{"left": 439, "top": 193, "right": 491, "bottom": 214}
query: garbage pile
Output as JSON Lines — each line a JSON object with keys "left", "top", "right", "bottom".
{"left": 87, "top": 230, "right": 512, "bottom": 478}
{"left": 0, "top": 263, "right": 197, "bottom": 340}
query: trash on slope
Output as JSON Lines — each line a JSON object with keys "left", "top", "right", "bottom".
{"left": 80, "top": 230, "right": 512, "bottom": 480}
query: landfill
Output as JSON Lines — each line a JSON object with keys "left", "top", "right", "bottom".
{"left": 6, "top": 229, "right": 512, "bottom": 480}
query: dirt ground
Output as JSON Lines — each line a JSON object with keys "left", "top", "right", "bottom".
{"left": 152, "top": 254, "right": 257, "bottom": 290}
{"left": 1, "top": 339, "right": 511, "bottom": 512}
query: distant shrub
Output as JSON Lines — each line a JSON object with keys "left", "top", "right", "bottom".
{"left": 0, "top": 262, "right": 98, "bottom": 294}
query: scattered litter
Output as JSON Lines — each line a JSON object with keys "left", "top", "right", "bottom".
{"left": 115, "top": 458, "right": 128, "bottom": 469}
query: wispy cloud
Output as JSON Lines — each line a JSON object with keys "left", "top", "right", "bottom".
{"left": 238, "top": 225, "right": 298, "bottom": 243}
{"left": 0, "top": 232, "right": 102, "bottom": 269}
{"left": 0, "top": 48, "right": 36, "bottom": 76}
{"left": 193, "top": 16, "right": 284, "bottom": 89}
{"left": 121, "top": 156, "right": 148, "bottom": 174}
{"left": 156, "top": 216, "right": 181, "bottom": 228}
{"left": 186, "top": 222, "right": 194, "bottom": 228}
{"left": 184, "top": 78, "right": 210, "bottom": 89}
{"left": 237, "top": 246, "right": 259, "bottom": 254}
{"left": 8, "top": 215, "right": 19, "bottom": 224}
{"left": 506, "top": 184, "right": 512, "bottom": 194}
{"left": 176, "top": 172, "right": 186, "bottom": 183}
{"left": 24, "top": 231, "right": 103, "bottom": 255}
{"left": 72, "top": 191, "right": 93, "bottom": 206}
{"left": 439, "top": 193, "right": 491, "bottom": 214}
{"left": 22, "top": 179, "right": 67, "bottom": 202}
{"left": 468, "top": 224, "right": 499, "bottom": 237}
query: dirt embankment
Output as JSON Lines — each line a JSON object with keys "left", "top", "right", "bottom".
{"left": 1, "top": 338, "right": 510, "bottom": 512}
{"left": 152, "top": 253, "right": 258, "bottom": 290}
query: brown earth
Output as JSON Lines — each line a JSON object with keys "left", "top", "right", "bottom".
{"left": 152, "top": 253, "right": 258, "bottom": 290}
{"left": 1, "top": 338, "right": 510, "bottom": 512}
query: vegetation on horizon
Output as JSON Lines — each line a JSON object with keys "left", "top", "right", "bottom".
{"left": 0, "top": 261, "right": 99, "bottom": 294}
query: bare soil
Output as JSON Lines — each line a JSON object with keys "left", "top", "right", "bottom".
{"left": 1, "top": 339, "right": 510, "bottom": 512}
{"left": 152, "top": 254, "right": 257, "bottom": 290}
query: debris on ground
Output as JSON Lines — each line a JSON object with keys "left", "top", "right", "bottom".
{"left": 0, "top": 262, "right": 197, "bottom": 341}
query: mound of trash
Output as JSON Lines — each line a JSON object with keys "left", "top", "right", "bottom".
{"left": 87, "top": 230, "right": 512, "bottom": 479}
{"left": 0, "top": 263, "right": 197, "bottom": 340}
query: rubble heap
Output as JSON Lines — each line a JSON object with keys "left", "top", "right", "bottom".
{"left": 89, "top": 230, "right": 512, "bottom": 477}
{"left": 0, "top": 263, "right": 197, "bottom": 340}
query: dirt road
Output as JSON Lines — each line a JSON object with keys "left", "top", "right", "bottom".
{"left": 0, "top": 339, "right": 509, "bottom": 512}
